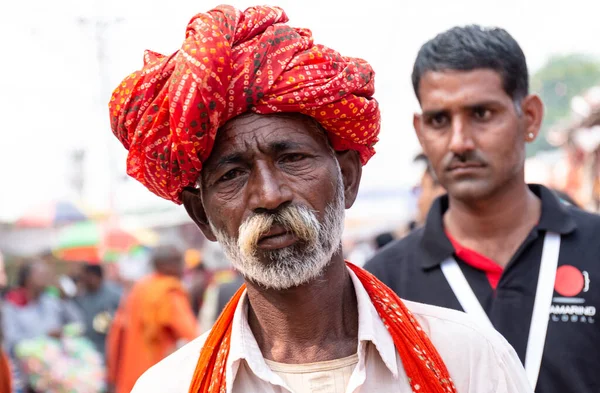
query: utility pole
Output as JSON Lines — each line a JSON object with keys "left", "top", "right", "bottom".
{"left": 77, "top": 1, "right": 124, "bottom": 220}
{"left": 68, "top": 149, "right": 85, "bottom": 201}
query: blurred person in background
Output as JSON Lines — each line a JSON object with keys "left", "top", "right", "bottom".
{"left": 197, "top": 268, "right": 242, "bottom": 333}
{"left": 366, "top": 25, "right": 600, "bottom": 393}
{"left": 2, "top": 261, "right": 82, "bottom": 352}
{"left": 344, "top": 239, "right": 377, "bottom": 267}
{"left": 374, "top": 231, "right": 395, "bottom": 249}
{"left": 2, "top": 261, "right": 82, "bottom": 392}
{"left": 213, "top": 273, "right": 244, "bottom": 323}
{"left": 409, "top": 153, "right": 446, "bottom": 230}
{"left": 106, "top": 245, "right": 199, "bottom": 393}
{"left": 183, "top": 249, "right": 212, "bottom": 316}
{"left": 73, "top": 263, "right": 122, "bottom": 360}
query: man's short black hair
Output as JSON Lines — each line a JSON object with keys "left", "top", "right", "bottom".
{"left": 83, "top": 263, "right": 104, "bottom": 279}
{"left": 412, "top": 25, "right": 529, "bottom": 104}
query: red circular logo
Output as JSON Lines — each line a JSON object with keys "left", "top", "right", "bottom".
{"left": 554, "top": 265, "right": 584, "bottom": 297}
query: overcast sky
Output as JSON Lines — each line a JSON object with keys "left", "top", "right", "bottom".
{"left": 1, "top": 0, "right": 599, "bottom": 221}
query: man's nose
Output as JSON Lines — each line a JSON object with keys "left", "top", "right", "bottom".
{"left": 247, "top": 161, "right": 294, "bottom": 213}
{"left": 448, "top": 116, "right": 475, "bottom": 155}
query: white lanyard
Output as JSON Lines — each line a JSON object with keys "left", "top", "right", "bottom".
{"left": 440, "top": 232, "right": 561, "bottom": 390}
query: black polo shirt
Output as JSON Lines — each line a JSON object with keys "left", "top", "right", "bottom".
{"left": 365, "top": 184, "right": 600, "bottom": 393}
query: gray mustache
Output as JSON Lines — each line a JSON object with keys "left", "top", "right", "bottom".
{"left": 444, "top": 152, "right": 487, "bottom": 169}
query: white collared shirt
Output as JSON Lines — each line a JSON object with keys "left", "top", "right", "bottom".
{"left": 132, "top": 268, "right": 532, "bottom": 393}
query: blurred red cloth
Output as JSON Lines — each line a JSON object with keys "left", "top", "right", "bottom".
{"left": 0, "top": 351, "right": 12, "bottom": 393}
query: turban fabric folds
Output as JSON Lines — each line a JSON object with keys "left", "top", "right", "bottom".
{"left": 109, "top": 5, "right": 380, "bottom": 204}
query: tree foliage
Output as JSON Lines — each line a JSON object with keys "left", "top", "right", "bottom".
{"left": 528, "top": 54, "right": 600, "bottom": 156}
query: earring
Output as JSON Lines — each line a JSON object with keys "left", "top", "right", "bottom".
{"left": 528, "top": 133, "right": 534, "bottom": 140}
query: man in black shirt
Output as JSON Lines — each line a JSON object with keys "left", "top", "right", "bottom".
{"left": 365, "top": 26, "right": 600, "bottom": 393}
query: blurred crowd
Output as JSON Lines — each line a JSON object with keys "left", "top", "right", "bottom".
{"left": 0, "top": 243, "right": 239, "bottom": 393}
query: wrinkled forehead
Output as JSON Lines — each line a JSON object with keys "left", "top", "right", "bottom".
{"left": 207, "top": 112, "right": 331, "bottom": 161}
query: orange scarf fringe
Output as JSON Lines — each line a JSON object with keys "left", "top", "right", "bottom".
{"left": 188, "top": 262, "right": 457, "bottom": 393}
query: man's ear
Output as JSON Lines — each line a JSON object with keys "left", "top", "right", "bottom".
{"left": 521, "top": 94, "right": 544, "bottom": 143}
{"left": 181, "top": 188, "right": 217, "bottom": 241}
{"left": 335, "top": 150, "right": 362, "bottom": 209}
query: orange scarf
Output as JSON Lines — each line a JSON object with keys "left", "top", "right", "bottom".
{"left": 187, "top": 263, "right": 457, "bottom": 393}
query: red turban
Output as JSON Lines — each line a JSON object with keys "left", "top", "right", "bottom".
{"left": 109, "top": 5, "right": 380, "bottom": 204}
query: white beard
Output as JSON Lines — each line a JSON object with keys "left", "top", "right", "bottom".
{"left": 210, "top": 171, "right": 345, "bottom": 290}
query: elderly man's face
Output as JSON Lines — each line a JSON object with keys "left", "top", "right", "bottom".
{"left": 184, "top": 113, "right": 361, "bottom": 290}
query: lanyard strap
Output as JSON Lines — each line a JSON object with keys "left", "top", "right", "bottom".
{"left": 440, "top": 232, "right": 561, "bottom": 390}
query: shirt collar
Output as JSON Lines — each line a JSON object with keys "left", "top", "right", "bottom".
{"left": 348, "top": 267, "right": 398, "bottom": 377}
{"left": 535, "top": 184, "right": 578, "bottom": 234}
{"left": 419, "top": 183, "right": 578, "bottom": 269}
{"left": 227, "top": 291, "right": 281, "bottom": 390}
{"left": 225, "top": 266, "right": 399, "bottom": 390}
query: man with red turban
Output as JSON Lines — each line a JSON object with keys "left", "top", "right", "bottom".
{"left": 109, "top": 5, "right": 531, "bottom": 393}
